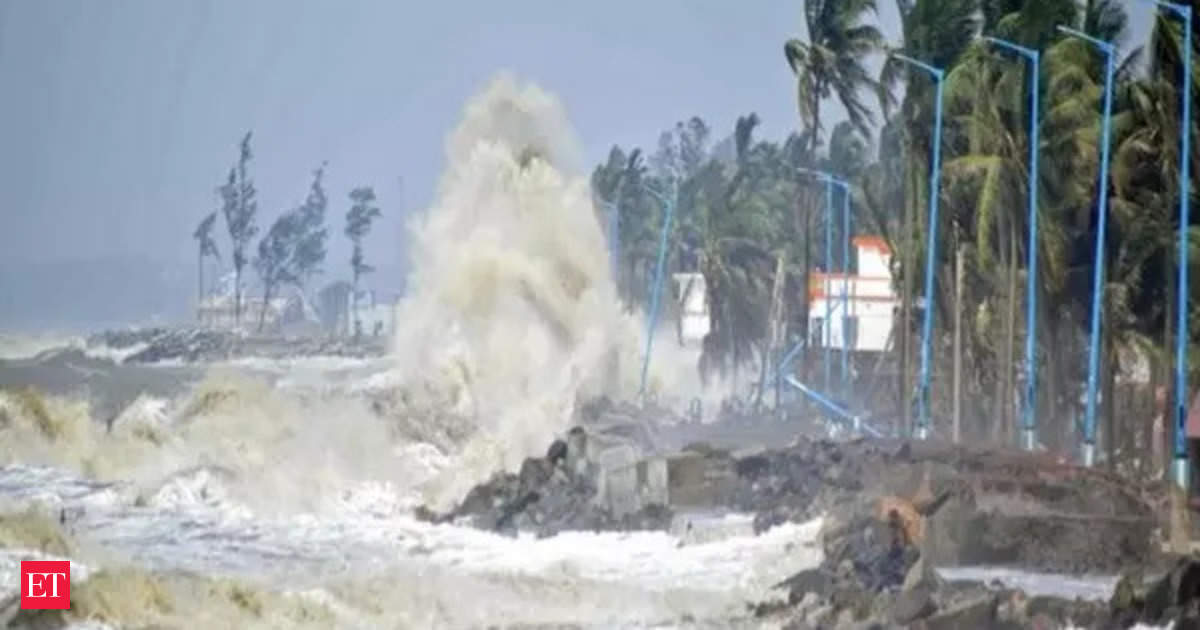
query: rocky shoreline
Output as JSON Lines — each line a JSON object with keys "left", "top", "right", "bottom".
{"left": 86, "top": 326, "right": 388, "bottom": 364}
{"left": 425, "top": 422, "right": 1191, "bottom": 629}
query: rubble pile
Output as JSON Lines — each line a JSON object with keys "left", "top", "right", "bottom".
{"left": 419, "top": 428, "right": 672, "bottom": 537}
{"left": 732, "top": 438, "right": 1160, "bottom": 574}
{"left": 758, "top": 514, "right": 1200, "bottom": 629}
{"left": 1107, "top": 556, "right": 1200, "bottom": 628}
{"left": 753, "top": 495, "right": 1113, "bottom": 629}
{"left": 436, "top": 427, "right": 1161, "bottom": 569}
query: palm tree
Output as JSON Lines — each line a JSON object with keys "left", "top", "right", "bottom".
{"left": 692, "top": 116, "right": 778, "bottom": 389}
{"left": 591, "top": 147, "right": 659, "bottom": 306}
{"left": 784, "top": 0, "right": 887, "bottom": 153}
{"left": 879, "top": 0, "right": 979, "bottom": 435}
{"left": 192, "top": 212, "right": 220, "bottom": 319}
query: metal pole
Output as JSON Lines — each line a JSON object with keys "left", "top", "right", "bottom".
{"left": 825, "top": 179, "right": 833, "bottom": 392}
{"left": 783, "top": 375, "right": 881, "bottom": 437}
{"left": 639, "top": 183, "right": 677, "bottom": 400}
{"left": 983, "top": 36, "right": 1043, "bottom": 451}
{"left": 841, "top": 184, "right": 851, "bottom": 397}
{"left": 916, "top": 70, "right": 946, "bottom": 440}
{"left": 1173, "top": 4, "right": 1193, "bottom": 490}
{"left": 893, "top": 53, "right": 947, "bottom": 441}
{"left": 1023, "top": 50, "right": 1041, "bottom": 452}
{"left": 1057, "top": 26, "right": 1116, "bottom": 467}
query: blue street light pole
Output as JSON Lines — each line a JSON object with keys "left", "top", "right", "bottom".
{"left": 825, "top": 180, "right": 833, "bottom": 391}
{"left": 639, "top": 180, "right": 678, "bottom": 401}
{"left": 797, "top": 167, "right": 852, "bottom": 395}
{"left": 1136, "top": 0, "right": 1194, "bottom": 489}
{"left": 982, "top": 36, "right": 1042, "bottom": 452}
{"left": 892, "top": 53, "right": 946, "bottom": 440}
{"left": 1057, "top": 25, "right": 1116, "bottom": 468}
{"left": 841, "top": 183, "right": 851, "bottom": 394}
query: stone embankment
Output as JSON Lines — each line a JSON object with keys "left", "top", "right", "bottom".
{"left": 430, "top": 415, "right": 1188, "bottom": 628}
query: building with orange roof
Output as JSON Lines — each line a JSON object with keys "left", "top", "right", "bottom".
{"left": 808, "top": 235, "right": 897, "bottom": 352}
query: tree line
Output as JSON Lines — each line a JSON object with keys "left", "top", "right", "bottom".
{"left": 593, "top": 0, "right": 1200, "bottom": 469}
{"left": 191, "top": 131, "right": 383, "bottom": 332}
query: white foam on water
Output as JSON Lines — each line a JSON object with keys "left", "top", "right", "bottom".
{"left": 0, "top": 460, "right": 823, "bottom": 627}
{"left": 0, "top": 333, "right": 87, "bottom": 360}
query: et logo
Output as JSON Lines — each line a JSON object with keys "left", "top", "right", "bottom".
{"left": 19, "top": 560, "right": 71, "bottom": 610}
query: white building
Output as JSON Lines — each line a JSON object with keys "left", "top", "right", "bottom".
{"left": 808, "top": 236, "right": 897, "bottom": 352}
{"left": 343, "top": 289, "right": 399, "bottom": 338}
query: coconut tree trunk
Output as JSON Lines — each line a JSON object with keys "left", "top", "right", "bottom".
{"left": 197, "top": 249, "right": 204, "bottom": 323}
{"left": 756, "top": 254, "right": 787, "bottom": 412}
{"left": 258, "top": 283, "right": 273, "bottom": 333}
{"left": 1002, "top": 216, "right": 1019, "bottom": 445}
{"left": 234, "top": 269, "right": 243, "bottom": 327}
{"left": 992, "top": 216, "right": 1010, "bottom": 445}
{"left": 352, "top": 271, "right": 360, "bottom": 340}
{"left": 900, "top": 166, "right": 918, "bottom": 437}
{"left": 1164, "top": 250, "right": 1177, "bottom": 478}
{"left": 1149, "top": 355, "right": 1164, "bottom": 478}
{"left": 1042, "top": 297, "right": 1061, "bottom": 452}
{"left": 953, "top": 232, "right": 964, "bottom": 444}
{"left": 1103, "top": 316, "right": 1117, "bottom": 472}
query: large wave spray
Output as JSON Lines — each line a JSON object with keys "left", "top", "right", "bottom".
{"left": 389, "top": 74, "right": 648, "bottom": 507}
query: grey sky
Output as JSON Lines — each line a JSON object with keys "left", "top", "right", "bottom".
{"left": 0, "top": 0, "right": 1152, "bottom": 275}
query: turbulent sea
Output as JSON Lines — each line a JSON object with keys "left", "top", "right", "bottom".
{"left": 0, "top": 74, "right": 1155, "bottom": 629}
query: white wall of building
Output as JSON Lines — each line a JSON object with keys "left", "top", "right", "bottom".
{"left": 809, "top": 236, "right": 896, "bottom": 353}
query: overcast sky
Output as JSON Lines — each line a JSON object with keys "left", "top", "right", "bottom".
{"left": 0, "top": 0, "right": 1152, "bottom": 273}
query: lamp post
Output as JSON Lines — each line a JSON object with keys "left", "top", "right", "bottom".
{"left": 639, "top": 180, "right": 678, "bottom": 401}
{"left": 797, "top": 167, "right": 852, "bottom": 395}
{"left": 892, "top": 52, "right": 947, "bottom": 440}
{"left": 1057, "top": 25, "right": 1116, "bottom": 468}
{"left": 1135, "top": 0, "right": 1193, "bottom": 489}
{"left": 982, "top": 36, "right": 1042, "bottom": 452}
{"left": 841, "top": 181, "right": 851, "bottom": 394}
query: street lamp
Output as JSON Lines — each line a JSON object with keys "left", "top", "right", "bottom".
{"left": 1136, "top": 0, "right": 1193, "bottom": 489}
{"left": 981, "top": 35, "right": 1042, "bottom": 452}
{"left": 639, "top": 179, "right": 678, "bottom": 401}
{"left": 797, "top": 167, "right": 852, "bottom": 395}
{"left": 892, "top": 52, "right": 947, "bottom": 441}
{"left": 1057, "top": 25, "right": 1117, "bottom": 468}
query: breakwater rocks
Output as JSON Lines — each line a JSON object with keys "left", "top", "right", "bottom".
{"left": 431, "top": 429, "right": 1162, "bottom": 571}
{"left": 757, "top": 526, "right": 1200, "bottom": 629}
{"left": 418, "top": 428, "right": 673, "bottom": 537}
{"left": 86, "top": 327, "right": 387, "bottom": 364}
{"left": 435, "top": 425, "right": 1181, "bottom": 628}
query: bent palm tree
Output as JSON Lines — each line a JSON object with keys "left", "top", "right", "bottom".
{"left": 784, "top": 0, "right": 886, "bottom": 152}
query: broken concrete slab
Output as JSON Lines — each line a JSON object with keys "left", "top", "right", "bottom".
{"left": 664, "top": 450, "right": 737, "bottom": 508}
